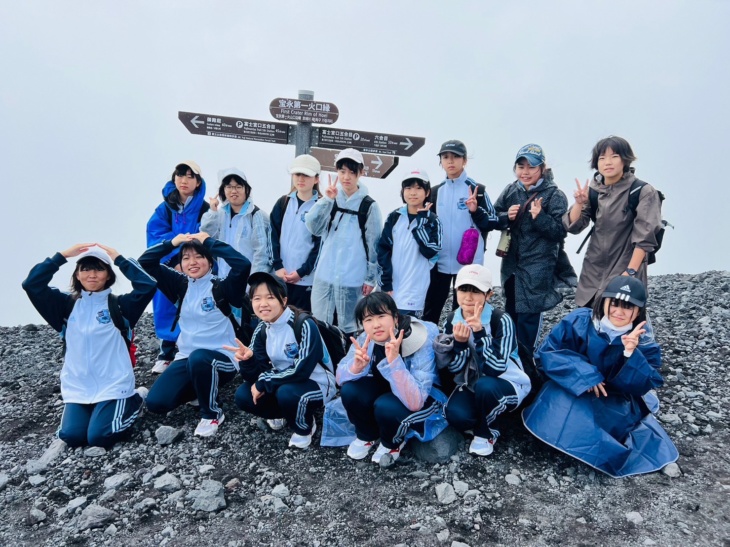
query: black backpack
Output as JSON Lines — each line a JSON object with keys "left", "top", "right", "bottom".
{"left": 61, "top": 293, "right": 138, "bottom": 366}
{"left": 293, "top": 311, "right": 349, "bottom": 371}
{"left": 577, "top": 178, "right": 669, "bottom": 264}
{"left": 171, "top": 278, "right": 255, "bottom": 346}
{"left": 328, "top": 196, "right": 375, "bottom": 260}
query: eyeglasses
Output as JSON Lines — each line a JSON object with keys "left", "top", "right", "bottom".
{"left": 224, "top": 184, "right": 245, "bottom": 192}
{"left": 79, "top": 264, "right": 107, "bottom": 272}
{"left": 609, "top": 298, "right": 635, "bottom": 310}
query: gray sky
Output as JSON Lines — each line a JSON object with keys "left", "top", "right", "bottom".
{"left": 1, "top": 1, "right": 727, "bottom": 327}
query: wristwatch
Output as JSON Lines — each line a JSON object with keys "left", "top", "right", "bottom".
{"left": 625, "top": 268, "right": 637, "bottom": 277}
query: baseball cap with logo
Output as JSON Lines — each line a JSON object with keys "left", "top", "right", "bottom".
{"left": 602, "top": 276, "right": 647, "bottom": 307}
{"left": 402, "top": 169, "right": 430, "bottom": 184}
{"left": 455, "top": 264, "right": 493, "bottom": 293}
{"left": 289, "top": 154, "right": 321, "bottom": 177}
{"left": 438, "top": 140, "right": 467, "bottom": 157}
{"left": 515, "top": 144, "right": 546, "bottom": 167}
{"left": 335, "top": 148, "right": 364, "bottom": 165}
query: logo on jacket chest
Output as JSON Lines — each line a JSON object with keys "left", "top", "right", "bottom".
{"left": 201, "top": 297, "right": 216, "bottom": 312}
{"left": 284, "top": 342, "right": 299, "bottom": 359}
{"left": 457, "top": 198, "right": 467, "bottom": 210}
{"left": 96, "top": 309, "right": 111, "bottom": 324}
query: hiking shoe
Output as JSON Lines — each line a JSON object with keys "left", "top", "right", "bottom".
{"left": 186, "top": 399, "right": 200, "bottom": 407}
{"left": 151, "top": 360, "right": 171, "bottom": 374}
{"left": 194, "top": 414, "right": 225, "bottom": 437}
{"left": 347, "top": 438, "right": 376, "bottom": 460}
{"left": 289, "top": 422, "right": 316, "bottom": 449}
{"left": 267, "top": 418, "right": 286, "bottom": 431}
{"left": 371, "top": 441, "right": 405, "bottom": 464}
{"left": 469, "top": 436, "right": 495, "bottom": 456}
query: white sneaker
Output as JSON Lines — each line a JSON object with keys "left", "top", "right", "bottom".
{"left": 289, "top": 422, "right": 316, "bottom": 449}
{"left": 151, "top": 360, "right": 171, "bottom": 374}
{"left": 134, "top": 386, "right": 149, "bottom": 401}
{"left": 347, "top": 438, "right": 376, "bottom": 460}
{"left": 371, "top": 441, "right": 405, "bottom": 464}
{"left": 267, "top": 418, "right": 286, "bottom": 431}
{"left": 186, "top": 399, "right": 200, "bottom": 407}
{"left": 194, "top": 414, "right": 225, "bottom": 437}
{"left": 469, "top": 436, "right": 495, "bottom": 456}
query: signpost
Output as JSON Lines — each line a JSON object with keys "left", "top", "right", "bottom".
{"left": 178, "top": 111, "right": 292, "bottom": 145}
{"left": 315, "top": 127, "right": 425, "bottom": 157}
{"left": 269, "top": 97, "right": 339, "bottom": 125}
{"left": 178, "top": 90, "right": 425, "bottom": 179}
{"left": 310, "top": 147, "right": 399, "bottom": 179}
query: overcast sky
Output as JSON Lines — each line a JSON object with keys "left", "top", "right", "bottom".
{"left": 1, "top": 1, "right": 727, "bottom": 326}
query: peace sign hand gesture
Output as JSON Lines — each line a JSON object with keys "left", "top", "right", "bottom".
{"left": 416, "top": 202, "right": 433, "bottom": 214}
{"left": 385, "top": 327, "right": 404, "bottom": 364}
{"left": 325, "top": 174, "right": 339, "bottom": 200}
{"left": 349, "top": 334, "right": 371, "bottom": 374}
{"left": 530, "top": 197, "right": 543, "bottom": 219}
{"left": 465, "top": 185, "right": 479, "bottom": 213}
{"left": 621, "top": 321, "right": 647, "bottom": 355}
{"left": 574, "top": 178, "right": 590, "bottom": 205}
{"left": 465, "top": 302, "right": 484, "bottom": 333}
{"left": 223, "top": 338, "right": 253, "bottom": 361}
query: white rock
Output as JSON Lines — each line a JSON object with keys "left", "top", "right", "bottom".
{"left": 84, "top": 446, "right": 107, "bottom": 457}
{"left": 437, "top": 529, "right": 450, "bottom": 542}
{"left": 273, "top": 497, "right": 288, "bottom": 513}
{"left": 29, "top": 508, "right": 47, "bottom": 524}
{"left": 0, "top": 473, "right": 9, "bottom": 491}
{"left": 435, "top": 483, "right": 456, "bottom": 505}
{"left": 505, "top": 474, "right": 521, "bottom": 486}
{"left": 154, "top": 473, "right": 182, "bottom": 493}
{"left": 77, "top": 504, "right": 117, "bottom": 531}
{"left": 104, "top": 523, "right": 118, "bottom": 536}
{"left": 67, "top": 496, "right": 88, "bottom": 512}
{"left": 272, "top": 484, "right": 290, "bottom": 498}
{"left": 103, "top": 473, "right": 131, "bottom": 490}
{"left": 453, "top": 480, "right": 469, "bottom": 496}
{"left": 28, "top": 474, "right": 46, "bottom": 486}
{"left": 626, "top": 511, "right": 644, "bottom": 525}
{"left": 198, "top": 464, "right": 215, "bottom": 474}
{"left": 451, "top": 542, "right": 471, "bottom": 547}
{"left": 659, "top": 413, "right": 682, "bottom": 426}
{"left": 662, "top": 463, "right": 681, "bottom": 478}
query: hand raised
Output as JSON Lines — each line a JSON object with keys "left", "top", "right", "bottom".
{"left": 349, "top": 335, "right": 371, "bottom": 373}
{"left": 574, "top": 178, "right": 589, "bottom": 205}
{"left": 384, "top": 327, "right": 404, "bottom": 364}
{"left": 96, "top": 243, "right": 120, "bottom": 261}
{"left": 507, "top": 204, "right": 520, "bottom": 221}
{"left": 325, "top": 173, "right": 339, "bottom": 200}
{"left": 416, "top": 202, "right": 433, "bottom": 214}
{"left": 621, "top": 321, "right": 647, "bottom": 353}
{"left": 465, "top": 302, "right": 484, "bottom": 333}
{"left": 60, "top": 243, "right": 96, "bottom": 259}
{"left": 171, "top": 233, "right": 193, "bottom": 247}
{"left": 209, "top": 196, "right": 220, "bottom": 212}
{"left": 452, "top": 322, "right": 471, "bottom": 343}
{"left": 530, "top": 197, "right": 543, "bottom": 219}
{"left": 465, "top": 185, "right": 478, "bottom": 213}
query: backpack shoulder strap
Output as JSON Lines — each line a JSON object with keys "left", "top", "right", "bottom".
{"left": 197, "top": 200, "right": 210, "bottom": 223}
{"left": 292, "top": 310, "right": 309, "bottom": 345}
{"left": 107, "top": 293, "right": 132, "bottom": 348}
{"left": 211, "top": 278, "right": 232, "bottom": 317}
{"left": 170, "top": 281, "right": 189, "bottom": 332}
{"left": 627, "top": 179, "right": 648, "bottom": 215}
{"left": 588, "top": 187, "right": 598, "bottom": 222}
{"left": 357, "top": 196, "right": 374, "bottom": 260}
{"left": 490, "top": 308, "right": 504, "bottom": 331}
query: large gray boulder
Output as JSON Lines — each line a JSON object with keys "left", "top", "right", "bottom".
{"left": 410, "top": 427, "right": 465, "bottom": 463}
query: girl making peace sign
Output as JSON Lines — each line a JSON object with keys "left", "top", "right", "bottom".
{"left": 522, "top": 276, "right": 678, "bottom": 477}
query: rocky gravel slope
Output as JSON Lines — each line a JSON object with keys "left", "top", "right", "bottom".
{"left": 0, "top": 272, "right": 728, "bottom": 546}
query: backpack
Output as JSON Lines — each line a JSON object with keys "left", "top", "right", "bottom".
{"left": 577, "top": 178, "right": 668, "bottom": 264}
{"left": 292, "top": 311, "right": 349, "bottom": 371}
{"left": 328, "top": 196, "right": 375, "bottom": 260}
{"left": 61, "top": 293, "right": 138, "bottom": 367}
{"left": 171, "top": 278, "right": 255, "bottom": 346}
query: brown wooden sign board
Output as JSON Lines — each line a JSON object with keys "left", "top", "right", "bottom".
{"left": 179, "top": 111, "right": 292, "bottom": 145}
{"left": 310, "top": 147, "right": 399, "bottom": 179}
{"left": 315, "top": 127, "right": 425, "bottom": 156}
{"left": 269, "top": 98, "right": 339, "bottom": 125}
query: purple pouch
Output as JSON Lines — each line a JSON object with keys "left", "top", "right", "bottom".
{"left": 457, "top": 227, "right": 480, "bottom": 265}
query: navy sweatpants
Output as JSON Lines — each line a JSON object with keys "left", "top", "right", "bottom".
{"left": 445, "top": 376, "right": 519, "bottom": 441}
{"left": 340, "top": 376, "right": 440, "bottom": 449}
{"left": 504, "top": 275, "right": 543, "bottom": 351}
{"left": 58, "top": 393, "right": 143, "bottom": 448}
{"left": 234, "top": 379, "right": 323, "bottom": 435}
{"left": 423, "top": 270, "right": 456, "bottom": 325}
{"left": 146, "top": 349, "right": 238, "bottom": 420}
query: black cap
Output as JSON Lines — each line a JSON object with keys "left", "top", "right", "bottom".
{"left": 248, "top": 271, "right": 288, "bottom": 297}
{"left": 438, "top": 140, "right": 467, "bottom": 157}
{"left": 602, "top": 276, "right": 647, "bottom": 307}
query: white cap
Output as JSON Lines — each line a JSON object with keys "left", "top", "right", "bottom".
{"left": 218, "top": 167, "right": 248, "bottom": 184}
{"left": 77, "top": 246, "right": 113, "bottom": 266}
{"left": 335, "top": 148, "right": 364, "bottom": 165}
{"left": 402, "top": 168, "right": 430, "bottom": 183}
{"left": 289, "top": 154, "right": 321, "bottom": 177}
{"left": 455, "top": 264, "right": 493, "bottom": 293}
{"left": 176, "top": 160, "right": 202, "bottom": 177}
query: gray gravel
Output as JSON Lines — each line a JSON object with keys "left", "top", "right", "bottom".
{"left": 0, "top": 271, "right": 728, "bottom": 546}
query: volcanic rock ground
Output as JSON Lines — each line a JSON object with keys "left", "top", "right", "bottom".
{"left": 0, "top": 272, "right": 728, "bottom": 546}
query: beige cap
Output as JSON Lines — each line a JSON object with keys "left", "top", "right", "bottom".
{"left": 176, "top": 160, "right": 202, "bottom": 177}
{"left": 289, "top": 154, "right": 321, "bottom": 177}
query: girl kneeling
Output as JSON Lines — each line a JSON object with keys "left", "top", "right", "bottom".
{"left": 522, "top": 276, "right": 678, "bottom": 477}
{"left": 338, "top": 292, "right": 444, "bottom": 464}
{"left": 230, "top": 272, "right": 336, "bottom": 449}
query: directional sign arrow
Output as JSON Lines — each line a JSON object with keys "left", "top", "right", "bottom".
{"left": 178, "top": 111, "right": 293, "bottom": 145}
{"left": 314, "top": 127, "right": 424, "bottom": 157}
{"left": 310, "top": 148, "right": 399, "bottom": 179}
